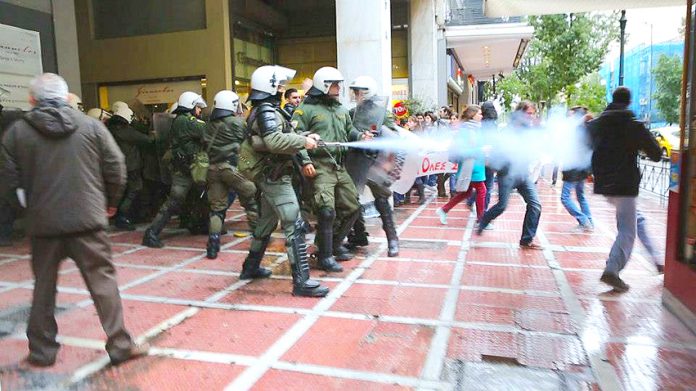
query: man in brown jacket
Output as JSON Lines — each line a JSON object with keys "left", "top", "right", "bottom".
{"left": 0, "top": 73, "right": 148, "bottom": 366}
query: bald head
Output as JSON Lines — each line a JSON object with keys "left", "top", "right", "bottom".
{"left": 29, "top": 73, "right": 69, "bottom": 105}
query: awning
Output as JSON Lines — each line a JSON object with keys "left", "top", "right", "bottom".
{"left": 484, "top": 0, "right": 685, "bottom": 18}
{"left": 446, "top": 23, "right": 534, "bottom": 79}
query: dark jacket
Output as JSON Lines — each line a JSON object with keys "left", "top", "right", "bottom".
{"left": 0, "top": 103, "right": 126, "bottom": 237}
{"left": 588, "top": 105, "right": 661, "bottom": 196}
{"left": 205, "top": 115, "right": 246, "bottom": 165}
{"left": 107, "top": 116, "right": 152, "bottom": 172}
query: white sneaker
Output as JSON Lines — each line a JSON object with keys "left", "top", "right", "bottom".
{"left": 436, "top": 208, "right": 447, "bottom": 225}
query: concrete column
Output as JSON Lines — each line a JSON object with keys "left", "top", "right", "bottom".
{"left": 409, "top": 0, "right": 447, "bottom": 108}
{"left": 336, "top": 0, "right": 392, "bottom": 105}
{"left": 51, "top": 0, "right": 82, "bottom": 97}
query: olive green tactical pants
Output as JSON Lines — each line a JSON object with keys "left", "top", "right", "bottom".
{"left": 249, "top": 175, "right": 301, "bottom": 264}
{"left": 207, "top": 163, "right": 258, "bottom": 233}
{"left": 308, "top": 160, "right": 361, "bottom": 224}
{"left": 149, "top": 170, "right": 194, "bottom": 233}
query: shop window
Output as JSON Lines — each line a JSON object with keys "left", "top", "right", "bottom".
{"left": 92, "top": 0, "right": 206, "bottom": 39}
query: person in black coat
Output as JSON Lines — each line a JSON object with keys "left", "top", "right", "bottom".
{"left": 588, "top": 87, "right": 663, "bottom": 292}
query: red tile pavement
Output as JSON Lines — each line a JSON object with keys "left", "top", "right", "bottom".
{"left": 330, "top": 283, "right": 447, "bottom": 318}
{"left": 1, "top": 178, "right": 695, "bottom": 390}
{"left": 253, "top": 369, "right": 410, "bottom": 390}
{"left": 360, "top": 259, "right": 455, "bottom": 284}
{"left": 123, "top": 271, "right": 237, "bottom": 301}
{"left": 154, "top": 309, "right": 300, "bottom": 356}
{"left": 282, "top": 317, "right": 433, "bottom": 377}
{"left": 81, "top": 357, "right": 247, "bottom": 391}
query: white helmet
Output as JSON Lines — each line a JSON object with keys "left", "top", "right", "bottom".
{"left": 111, "top": 101, "right": 128, "bottom": 113}
{"left": 312, "top": 67, "right": 344, "bottom": 95}
{"left": 249, "top": 65, "right": 296, "bottom": 100}
{"left": 113, "top": 105, "right": 134, "bottom": 124}
{"left": 177, "top": 91, "right": 207, "bottom": 110}
{"left": 349, "top": 75, "right": 378, "bottom": 101}
{"left": 213, "top": 90, "right": 240, "bottom": 112}
{"left": 87, "top": 108, "right": 112, "bottom": 121}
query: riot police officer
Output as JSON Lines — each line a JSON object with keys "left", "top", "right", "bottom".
{"left": 106, "top": 103, "right": 154, "bottom": 230}
{"left": 142, "top": 92, "right": 207, "bottom": 248}
{"left": 292, "top": 67, "right": 373, "bottom": 273}
{"left": 345, "top": 76, "right": 400, "bottom": 257}
{"left": 205, "top": 90, "right": 259, "bottom": 259}
{"left": 238, "top": 65, "right": 328, "bottom": 297}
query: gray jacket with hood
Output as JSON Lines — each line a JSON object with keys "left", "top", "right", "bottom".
{"left": 0, "top": 102, "right": 126, "bottom": 237}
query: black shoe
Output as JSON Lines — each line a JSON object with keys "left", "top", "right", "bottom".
{"left": 141, "top": 228, "right": 163, "bottom": 248}
{"left": 348, "top": 233, "right": 369, "bottom": 248}
{"left": 206, "top": 234, "right": 220, "bottom": 259}
{"left": 110, "top": 343, "right": 150, "bottom": 366}
{"left": 114, "top": 216, "right": 135, "bottom": 231}
{"left": 26, "top": 354, "right": 56, "bottom": 367}
{"left": 293, "top": 279, "right": 329, "bottom": 297}
{"left": 319, "top": 256, "right": 343, "bottom": 272}
{"left": 656, "top": 264, "right": 665, "bottom": 274}
{"left": 600, "top": 272, "right": 630, "bottom": 292}
{"left": 333, "top": 245, "right": 354, "bottom": 261}
{"left": 387, "top": 239, "right": 399, "bottom": 257}
{"left": 239, "top": 266, "right": 272, "bottom": 280}
{"left": 239, "top": 249, "right": 272, "bottom": 279}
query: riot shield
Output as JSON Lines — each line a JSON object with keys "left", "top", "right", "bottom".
{"left": 345, "top": 96, "right": 389, "bottom": 193}
{"left": 152, "top": 112, "right": 175, "bottom": 183}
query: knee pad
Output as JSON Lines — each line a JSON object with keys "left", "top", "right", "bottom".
{"left": 317, "top": 208, "right": 336, "bottom": 221}
{"left": 210, "top": 209, "right": 227, "bottom": 222}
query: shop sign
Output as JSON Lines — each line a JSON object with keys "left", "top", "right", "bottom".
{"left": 0, "top": 23, "right": 42, "bottom": 77}
{"left": 106, "top": 80, "right": 202, "bottom": 105}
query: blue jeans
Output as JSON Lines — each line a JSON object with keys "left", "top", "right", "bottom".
{"left": 478, "top": 174, "right": 541, "bottom": 245}
{"left": 561, "top": 180, "right": 593, "bottom": 226}
{"left": 467, "top": 167, "right": 495, "bottom": 210}
{"left": 605, "top": 196, "right": 662, "bottom": 274}
{"left": 427, "top": 175, "right": 437, "bottom": 186}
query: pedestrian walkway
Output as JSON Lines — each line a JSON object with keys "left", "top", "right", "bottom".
{"left": 0, "top": 180, "right": 694, "bottom": 390}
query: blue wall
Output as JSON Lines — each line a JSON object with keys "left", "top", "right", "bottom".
{"left": 600, "top": 41, "right": 683, "bottom": 127}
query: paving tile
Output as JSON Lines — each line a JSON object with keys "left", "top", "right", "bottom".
{"left": 123, "top": 271, "right": 236, "bottom": 301}
{"left": 565, "top": 270, "right": 663, "bottom": 301}
{"left": 457, "top": 290, "right": 566, "bottom": 312}
{"left": 401, "top": 227, "right": 465, "bottom": 241}
{"left": 56, "top": 300, "right": 188, "bottom": 340}
{"left": 0, "top": 338, "right": 104, "bottom": 387}
{"left": 253, "top": 370, "right": 410, "bottom": 391}
{"left": 605, "top": 342, "right": 696, "bottom": 391}
{"left": 57, "top": 266, "right": 154, "bottom": 290}
{"left": 0, "top": 259, "right": 33, "bottom": 283}
{"left": 447, "top": 328, "right": 587, "bottom": 370}
{"left": 360, "top": 260, "right": 455, "bottom": 284}
{"left": 155, "top": 309, "right": 300, "bottom": 356}
{"left": 220, "top": 278, "right": 338, "bottom": 310}
{"left": 331, "top": 283, "right": 447, "bottom": 318}
{"left": 466, "top": 247, "right": 547, "bottom": 266}
{"left": 461, "top": 264, "right": 558, "bottom": 292}
{"left": 0, "top": 287, "right": 34, "bottom": 312}
{"left": 81, "top": 356, "right": 246, "bottom": 391}
{"left": 185, "top": 251, "right": 279, "bottom": 273}
{"left": 580, "top": 299, "right": 696, "bottom": 344}
{"left": 282, "top": 318, "right": 433, "bottom": 377}
{"left": 544, "top": 233, "right": 618, "bottom": 248}
{"left": 395, "top": 245, "right": 461, "bottom": 261}
{"left": 0, "top": 240, "right": 31, "bottom": 256}
{"left": 471, "top": 229, "right": 525, "bottom": 244}
{"left": 114, "top": 248, "right": 201, "bottom": 267}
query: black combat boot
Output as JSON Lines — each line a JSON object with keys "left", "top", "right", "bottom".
{"left": 114, "top": 215, "right": 135, "bottom": 231}
{"left": 206, "top": 234, "right": 221, "bottom": 259}
{"left": 375, "top": 198, "right": 399, "bottom": 257}
{"left": 332, "top": 208, "right": 360, "bottom": 262}
{"left": 240, "top": 237, "right": 272, "bottom": 279}
{"left": 290, "top": 220, "right": 329, "bottom": 297}
{"left": 142, "top": 228, "right": 163, "bottom": 248}
{"left": 347, "top": 213, "right": 369, "bottom": 248}
{"left": 142, "top": 206, "right": 173, "bottom": 248}
{"left": 316, "top": 208, "right": 342, "bottom": 272}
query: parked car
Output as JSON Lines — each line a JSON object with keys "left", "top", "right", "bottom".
{"left": 650, "top": 126, "right": 680, "bottom": 159}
